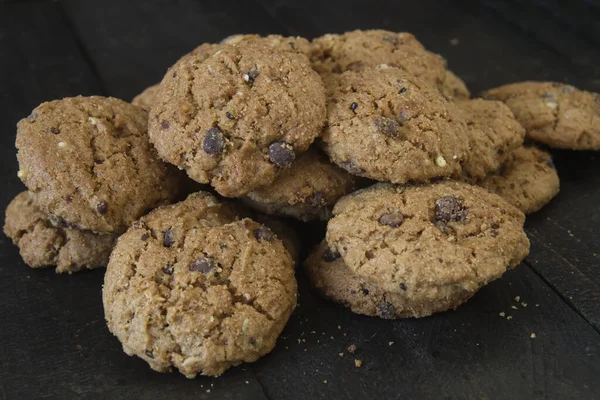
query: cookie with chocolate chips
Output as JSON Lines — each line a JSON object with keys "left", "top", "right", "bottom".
{"left": 149, "top": 43, "right": 326, "bottom": 197}
{"left": 16, "top": 96, "right": 182, "bottom": 233}
{"left": 243, "top": 147, "right": 361, "bottom": 221}
{"left": 479, "top": 146, "right": 560, "bottom": 214}
{"left": 305, "top": 241, "right": 475, "bottom": 318}
{"left": 103, "top": 192, "right": 296, "bottom": 378}
{"left": 4, "top": 191, "right": 117, "bottom": 273}
{"left": 482, "top": 81, "right": 600, "bottom": 149}
{"left": 322, "top": 66, "right": 471, "bottom": 183}
{"left": 326, "top": 181, "right": 530, "bottom": 296}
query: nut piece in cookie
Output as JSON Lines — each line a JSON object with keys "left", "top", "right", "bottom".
{"left": 322, "top": 67, "right": 471, "bottom": 184}
{"left": 482, "top": 81, "right": 600, "bottom": 149}
{"left": 103, "top": 192, "right": 297, "bottom": 378}
{"left": 326, "top": 181, "right": 530, "bottom": 296}
{"left": 149, "top": 44, "right": 326, "bottom": 197}
{"left": 16, "top": 96, "right": 182, "bottom": 233}
{"left": 243, "top": 148, "right": 361, "bottom": 221}
{"left": 479, "top": 146, "right": 560, "bottom": 214}
{"left": 3, "top": 191, "right": 116, "bottom": 273}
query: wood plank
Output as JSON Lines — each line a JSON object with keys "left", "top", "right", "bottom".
{"left": 60, "top": 0, "right": 289, "bottom": 100}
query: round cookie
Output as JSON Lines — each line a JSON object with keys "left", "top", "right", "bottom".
{"left": 149, "top": 43, "right": 326, "bottom": 197}
{"left": 305, "top": 241, "right": 474, "bottom": 318}
{"left": 252, "top": 214, "right": 301, "bottom": 264}
{"left": 16, "top": 96, "right": 181, "bottom": 233}
{"left": 311, "top": 30, "right": 447, "bottom": 90}
{"left": 457, "top": 99, "right": 525, "bottom": 181}
{"left": 4, "top": 191, "right": 117, "bottom": 273}
{"left": 441, "top": 70, "right": 470, "bottom": 101}
{"left": 243, "top": 148, "right": 360, "bottom": 221}
{"left": 132, "top": 83, "right": 160, "bottom": 111}
{"left": 482, "top": 81, "right": 600, "bottom": 149}
{"left": 322, "top": 66, "right": 471, "bottom": 183}
{"left": 326, "top": 181, "right": 530, "bottom": 295}
{"left": 479, "top": 146, "right": 560, "bottom": 214}
{"left": 103, "top": 192, "right": 296, "bottom": 378}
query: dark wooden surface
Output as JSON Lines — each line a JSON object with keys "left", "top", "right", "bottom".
{"left": 1, "top": 1, "right": 599, "bottom": 399}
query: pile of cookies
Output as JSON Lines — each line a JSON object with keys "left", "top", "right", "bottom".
{"left": 5, "top": 29, "right": 599, "bottom": 378}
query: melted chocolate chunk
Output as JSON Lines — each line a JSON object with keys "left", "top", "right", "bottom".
{"left": 322, "top": 247, "right": 341, "bottom": 262}
{"left": 189, "top": 257, "right": 217, "bottom": 273}
{"left": 379, "top": 212, "right": 404, "bottom": 228}
{"left": 161, "top": 120, "right": 170, "bottom": 129}
{"left": 97, "top": 201, "right": 108, "bottom": 214}
{"left": 140, "top": 233, "right": 149, "bottom": 241}
{"left": 163, "top": 228, "right": 175, "bottom": 247}
{"left": 162, "top": 264, "right": 174, "bottom": 275}
{"left": 350, "top": 102, "right": 359, "bottom": 111}
{"left": 268, "top": 142, "right": 295, "bottom": 167}
{"left": 50, "top": 127, "right": 60, "bottom": 134}
{"left": 374, "top": 116, "right": 401, "bottom": 138}
{"left": 254, "top": 226, "right": 274, "bottom": 242}
{"left": 435, "top": 196, "right": 467, "bottom": 223}
{"left": 376, "top": 301, "right": 396, "bottom": 319}
{"left": 203, "top": 127, "right": 225, "bottom": 155}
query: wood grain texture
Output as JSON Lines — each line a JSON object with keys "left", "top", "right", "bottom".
{"left": 0, "top": 0, "right": 599, "bottom": 399}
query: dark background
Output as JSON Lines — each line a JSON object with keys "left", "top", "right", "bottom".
{"left": 1, "top": 1, "right": 599, "bottom": 399}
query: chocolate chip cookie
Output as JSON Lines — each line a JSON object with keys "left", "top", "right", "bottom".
{"left": 16, "top": 96, "right": 181, "bottom": 233}
{"left": 479, "top": 146, "right": 560, "bottom": 214}
{"left": 252, "top": 214, "right": 301, "bottom": 264}
{"left": 482, "top": 81, "right": 600, "bottom": 149}
{"left": 311, "top": 30, "right": 447, "bottom": 90}
{"left": 243, "top": 148, "right": 361, "bottom": 221}
{"left": 149, "top": 43, "right": 326, "bottom": 197}
{"left": 4, "top": 191, "right": 117, "bottom": 273}
{"left": 326, "top": 181, "right": 530, "bottom": 295}
{"left": 103, "top": 192, "right": 296, "bottom": 378}
{"left": 322, "top": 66, "right": 471, "bottom": 183}
{"left": 305, "top": 241, "right": 474, "bottom": 318}
{"left": 457, "top": 99, "right": 525, "bottom": 181}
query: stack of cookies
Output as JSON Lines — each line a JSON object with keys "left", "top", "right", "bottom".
{"left": 5, "top": 29, "right": 600, "bottom": 378}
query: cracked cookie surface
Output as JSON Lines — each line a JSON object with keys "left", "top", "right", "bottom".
{"left": 326, "top": 181, "right": 529, "bottom": 295}
{"left": 305, "top": 241, "right": 474, "bottom": 318}
{"left": 482, "top": 81, "right": 600, "bottom": 149}
{"left": 243, "top": 147, "right": 361, "bottom": 221}
{"left": 149, "top": 43, "right": 326, "bottom": 197}
{"left": 322, "top": 67, "right": 471, "bottom": 183}
{"left": 16, "top": 96, "right": 181, "bottom": 233}
{"left": 457, "top": 99, "right": 525, "bottom": 181}
{"left": 103, "top": 192, "right": 297, "bottom": 378}
{"left": 4, "top": 191, "right": 117, "bottom": 273}
{"left": 479, "top": 146, "right": 559, "bottom": 214}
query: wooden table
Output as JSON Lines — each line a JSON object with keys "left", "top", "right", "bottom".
{"left": 0, "top": 1, "right": 598, "bottom": 398}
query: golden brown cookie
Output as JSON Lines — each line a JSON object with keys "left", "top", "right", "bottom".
{"left": 149, "top": 43, "right": 326, "bottom": 197}
{"left": 252, "top": 214, "right": 301, "bottom": 264}
{"left": 441, "top": 70, "right": 470, "bottom": 101}
{"left": 305, "top": 241, "right": 474, "bottom": 318}
{"left": 311, "top": 30, "right": 447, "bottom": 90}
{"left": 322, "top": 66, "right": 471, "bottom": 183}
{"left": 479, "top": 146, "right": 560, "bottom": 214}
{"left": 103, "top": 192, "right": 296, "bottom": 378}
{"left": 4, "top": 191, "right": 116, "bottom": 273}
{"left": 243, "top": 148, "right": 360, "bottom": 221}
{"left": 457, "top": 99, "right": 525, "bottom": 181}
{"left": 16, "top": 96, "right": 181, "bottom": 233}
{"left": 482, "top": 81, "right": 600, "bottom": 149}
{"left": 326, "top": 182, "right": 530, "bottom": 295}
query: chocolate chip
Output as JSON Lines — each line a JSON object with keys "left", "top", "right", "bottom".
{"left": 361, "top": 288, "right": 370, "bottom": 295}
{"left": 322, "top": 247, "right": 341, "bottom": 262}
{"left": 288, "top": 41, "right": 296, "bottom": 49}
{"left": 376, "top": 301, "right": 396, "bottom": 319}
{"left": 219, "top": 243, "right": 228, "bottom": 249}
{"left": 248, "top": 337, "right": 256, "bottom": 345}
{"left": 268, "top": 142, "right": 295, "bottom": 167}
{"left": 225, "top": 112, "right": 235, "bottom": 120}
{"left": 435, "top": 196, "right": 467, "bottom": 223}
{"left": 145, "top": 350, "right": 154, "bottom": 358}
{"left": 189, "top": 257, "right": 217, "bottom": 273}
{"left": 374, "top": 116, "right": 401, "bottom": 138}
{"left": 244, "top": 69, "right": 260, "bottom": 84}
{"left": 141, "top": 233, "right": 149, "bottom": 241}
{"left": 172, "top": 71, "right": 177, "bottom": 78}
{"left": 340, "top": 160, "right": 364, "bottom": 175}
{"left": 162, "top": 264, "right": 174, "bottom": 275}
{"left": 203, "top": 127, "right": 225, "bottom": 155}
{"left": 379, "top": 212, "right": 404, "bottom": 228}
{"left": 306, "top": 192, "right": 325, "bottom": 207}
{"left": 400, "top": 283, "right": 407, "bottom": 291}
{"left": 50, "top": 127, "right": 60, "bottom": 134}
{"left": 349, "top": 102, "right": 359, "bottom": 111}
{"left": 161, "top": 120, "right": 170, "bottom": 129}
{"left": 399, "top": 87, "right": 407, "bottom": 94}
{"left": 254, "top": 226, "right": 274, "bottom": 242}
{"left": 163, "top": 228, "right": 175, "bottom": 247}
{"left": 97, "top": 201, "right": 108, "bottom": 214}
{"left": 540, "top": 93, "right": 554, "bottom": 99}
{"left": 65, "top": 195, "right": 73, "bottom": 203}
{"left": 382, "top": 35, "right": 399, "bottom": 45}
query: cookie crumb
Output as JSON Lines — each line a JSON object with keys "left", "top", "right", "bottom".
{"left": 323, "top": 380, "right": 327, "bottom": 384}
{"left": 535, "top": 304, "right": 540, "bottom": 307}
{"left": 435, "top": 155, "right": 447, "bottom": 167}
{"left": 530, "top": 333, "right": 536, "bottom": 339}
{"left": 347, "top": 344, "right": 357, "bottom": 354}
{"left": 17, "top": 170, "right": 25, "bottom": 178}
{"left": 338, "top": 352, "right": 344, "bottom": 357}
{"left": 389, "top": 341, "right": 394, "bottom": 346}
{"left": 499, "top": 312, "right": 506, "bottom": 317}
{"left": 514, "top": 296, "right": 520, "bottom": 302}
{"left": 506, "top": 316, "right": 513, "bottom": 320}
{"left": 449, "top": 38, "right": 460, "bottom": 46}
{"left": 245, "top": 381, "right": 249, "bottom": 384}
{"left": 354, "top": 359, "right": 362, "bottom": 368}
{"left": 521, "top": 302, "right": 527, "bottom": 307}
{"left": 511, "top": 306, "right": 518, "bottom": 310}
